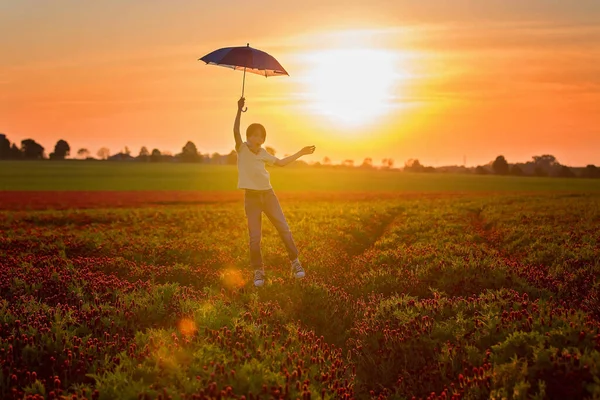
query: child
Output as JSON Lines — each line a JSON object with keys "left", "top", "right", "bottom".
{"left": 233, "top": 97, "right": 316, "bottom": 287}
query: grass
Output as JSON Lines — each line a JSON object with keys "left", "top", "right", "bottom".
{"left": 2, "top": 160, "right": 600, "bottom": 191}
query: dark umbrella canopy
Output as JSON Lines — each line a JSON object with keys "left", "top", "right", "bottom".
{"left": 199, "top": 44, "right": 288, "bottom": 77}
{"left": 199, "top": 44, "right": 288, "bottom": 111}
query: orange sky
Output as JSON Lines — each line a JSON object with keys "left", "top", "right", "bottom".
{"left": 1, "top": 1, "right": 599, "bottom": 166}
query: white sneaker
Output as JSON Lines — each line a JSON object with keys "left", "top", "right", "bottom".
{"left": 254, "top": 269, "right": 265, "bottom": 287}
{"left": 291, "top": 259, "right": 305, "bottom": 279}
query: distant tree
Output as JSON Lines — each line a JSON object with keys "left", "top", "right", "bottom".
{"left": 475, "top": 165, "right": 489, "bottom": 175}
{"left": 50, "top": 139, "right": 70, "bottom": 160}
{"left": 123, "top": 146, "right": 131, "bottom": 156}
{"left": 532, "top": 154, "right": 558, "bottom": 176}
{"left": 404, "top": 159, "right": 423, "bottom": 172}
{"left": 226, "top": 150, "right": 237, "bottom": 165}
{"left": 342, "top": 159, "right": 354, "bottom": 168}
{"left": 557, "top": 166, "right": 575, "bottom": 178}
{"left": 21, "top": 139, "right": 45, "bottom": 160}
{"left": 138, "top": 146, "right": 150, "bottom": 162}
{"left": 533, "top": 154, "right": 558, "bottom": 167}
{"left": 0, "top": 134, "right": 10, "bottom": 159}
{"left": 265, "top": 146, "right": 276, "bottom": 156}
{"left": 10, "top": 144, "right": 22, "bottom": 159}
{"left": 139, "top": 146, "right": 149, "bottom": 157}
{"left": 211, "top": 152, "right": 222, "bottom": 164}
{"left": 181, "top": 141, "right": 200, "bottom": 162}
{"left": 322, "top": 157, "right": 331, "bottom": 166}
{"left": 97, "top": 148, "right": 110, "bottom": 160}
{"left": 150, "top": 149, "right": 162, "bottom": 162}
{"left": 534, "top": 166, "right": 548, "bottom": 177}
{"left": 381, "top": 158, "right": 394, "bottom": 169}
{"left": 361, "top": 158, "right": 373, "bottom": 168}
{"left": 510, "top": 164, "right": 524, "bottom": 176}
{"left": 582, "top": 165, "right": 600, "bottom": 179}
{"left": 492, "top": 155, "right": 509, "bottom": 175}
{"left": 77, "top": 148, "right": 90, "bottom": 159}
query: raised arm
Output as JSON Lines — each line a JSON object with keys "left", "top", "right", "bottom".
{"left": 275, "top": 145, "right": 316, "bottom": 167}
{"left": 233, "top": 97, "right": 245, "bottom": 150}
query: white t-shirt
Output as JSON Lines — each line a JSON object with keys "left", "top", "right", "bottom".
{"left": 236, "top": 142, "right": 278, "bottom": 190}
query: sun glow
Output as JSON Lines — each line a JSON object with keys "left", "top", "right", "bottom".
{"left": 300, "top": 48, "right": 406, "bottom": 127}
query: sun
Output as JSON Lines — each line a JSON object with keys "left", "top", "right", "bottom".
{"left": 301, "top": 48, "right": 403, "bottom": 127}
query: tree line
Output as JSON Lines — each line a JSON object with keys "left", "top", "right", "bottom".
{"left": 1, "top": 133, "right": 598, "bottom": 178}
{"left": 405, "top": 155, "right": 600, "bottom": 179}
{"left": 481, "top": 154, "right": 600, "bottom": 179}
{"left": 0, "top": 134, "right": 395, "bottom": 168}
{"left": 0, "top": 134, "right": 240, "bottom": 164}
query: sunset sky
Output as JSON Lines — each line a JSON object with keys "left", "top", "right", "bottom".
{"left": 2, "top": 1, "right": 599, "bottom": 166}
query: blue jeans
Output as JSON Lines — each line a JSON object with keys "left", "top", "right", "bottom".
{"left": 244, "top": 189, "right": 299, "bottom": 269}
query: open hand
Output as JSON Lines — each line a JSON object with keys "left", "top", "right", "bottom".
{"left": 301, "top": 145, "right": 316, "bottom": 155}
{"left": 237, "top": 97, "right": 245, "bottom": 111}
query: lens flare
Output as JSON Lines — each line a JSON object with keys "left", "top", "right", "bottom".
{"left": 222, "top": 268, "right": 246, "bottom": 289}
{"left": 177, "top": 318, "right": 197, "bottom": 337}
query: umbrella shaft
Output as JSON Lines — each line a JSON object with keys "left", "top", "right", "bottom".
{"left": 242, "top": 67, "right": 246, "bottom": 97}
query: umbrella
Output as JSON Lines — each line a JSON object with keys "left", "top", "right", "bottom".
{"left": 199, "top": 43, "right": 288, "bottom": 111}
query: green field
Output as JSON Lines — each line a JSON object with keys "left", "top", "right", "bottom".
{"left": 2, "top": 160, "right": 600, "bottom": 191}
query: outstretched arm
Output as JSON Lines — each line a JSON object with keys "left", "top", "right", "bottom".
{"left": 275, "top": 146, "right": 316, "bottom": 167}
{"left": 233, "top": 97, "right": 245, "bottom": 150}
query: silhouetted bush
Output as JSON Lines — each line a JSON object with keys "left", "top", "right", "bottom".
{"left": 492, "top": 155, "right": 509, "bottom": 175}
{"left": 475, "top": 166, "right": 490, "bottom": 175}
{"left": 49, "top": 139, "right": 70, "bottom": 160}
{"left": 534, "top": 166, "right": 548, "bottom": 177}
{"left": 557, "top": 166, "right": 575, "bottom": 178}
{"left": 582, "top": 165, "right": 600, "bottom": 179}
{"left": 150, "top": 149, "right": 162, "bottom": 162}
{"left": 21, "top": 139, "right": 45, "bottom": 160}
{"left": 510, "top": 164, "right": 524, "bottom": 176}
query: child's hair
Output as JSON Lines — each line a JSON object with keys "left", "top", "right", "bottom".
{"left": 246, "top": 123, "right": 266, "bottom": 140}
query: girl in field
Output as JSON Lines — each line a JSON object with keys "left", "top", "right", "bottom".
{"left": 233, "top": 97, "right": 316, "bottom": 287}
